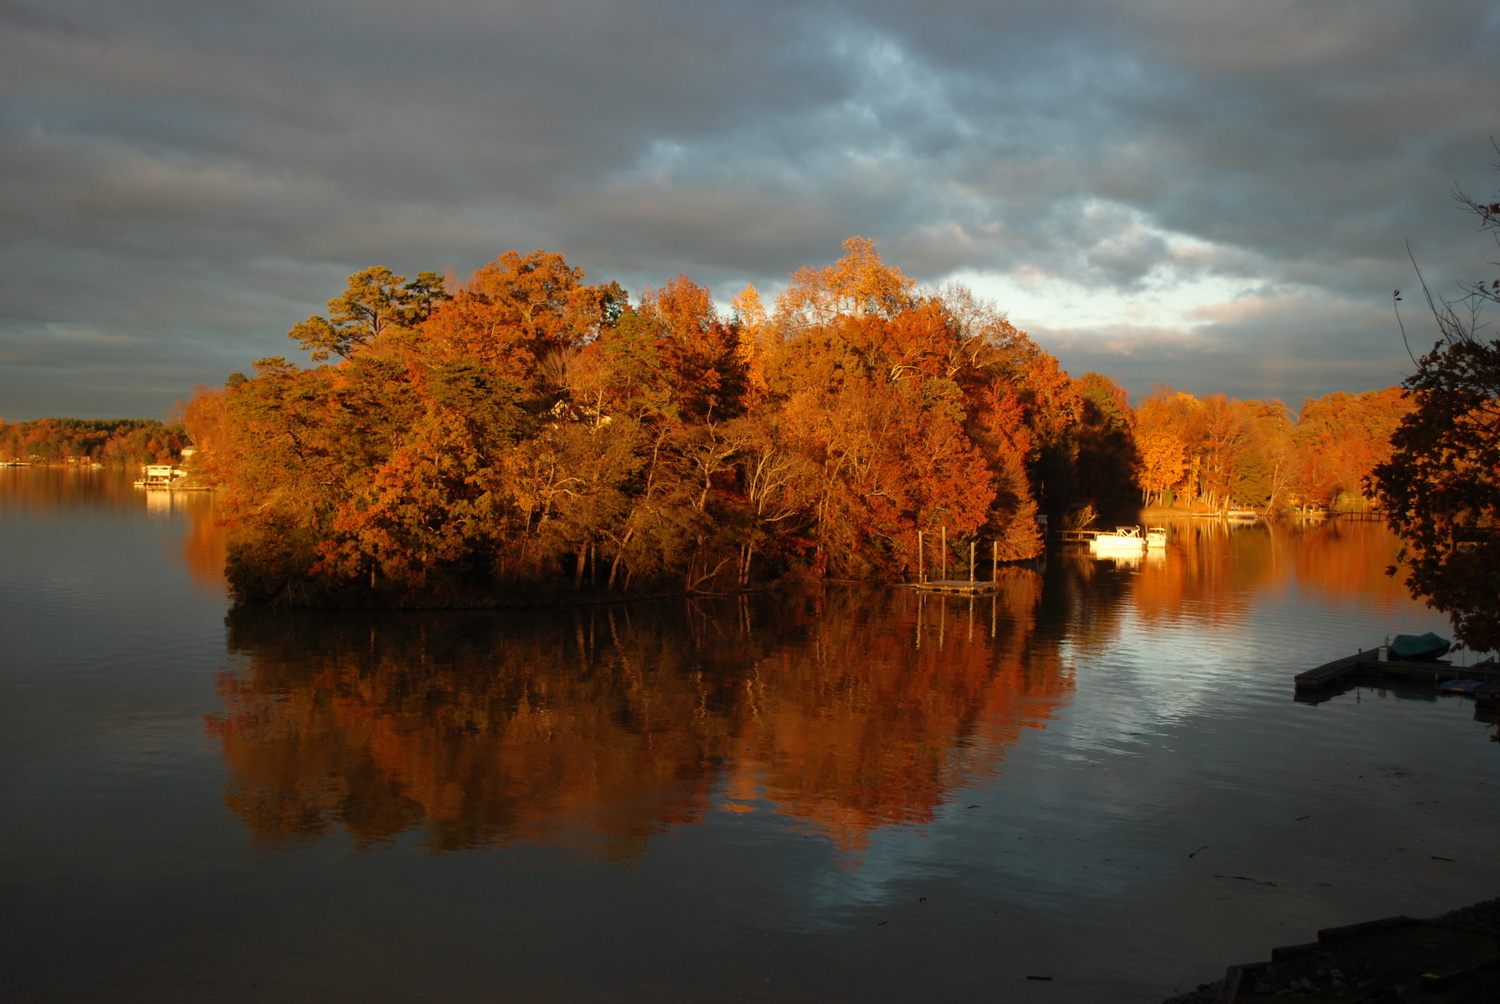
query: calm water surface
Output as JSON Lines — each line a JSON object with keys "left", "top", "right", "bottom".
{"left": 3, "top": 468, "right": 1497, "bottom": 1002}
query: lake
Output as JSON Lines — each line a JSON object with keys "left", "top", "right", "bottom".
{"left": 2, "top": 467, "right": 1497, "bottom": 1002}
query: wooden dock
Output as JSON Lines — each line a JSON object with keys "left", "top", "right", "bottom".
{"left": 907, "top": 579, "right": 998, "bottom": 595}
{"left": 1295, "top": 646, "right": 1500, "bottom": 703}
{"left": 1294, "top": 652, "right": 1363, "bottom": 690}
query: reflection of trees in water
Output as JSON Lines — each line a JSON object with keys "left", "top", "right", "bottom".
{"left": 1056, "top": 520, "right": 1415, "bottom": 652}
{"left": 207, "top": 578, "right": 1073, "bottom": 861}
{"left": 1, "top": 467, "right": 229, "bottom": 594}
{"left": 1125, "top": 520, "right": 1267, "bottom": 629}
{"left": 0, "top": 466, "right": 139, "bottom": 511}
{"left": 1285, "top": 521, "right": 1413, "bottom": 605}
{"left": 1039, "top": 545, "right": 1144, "bottom": 655}
{"left": 1146, "top": 519, "right": 1413, "bottom": 616}
{"left": 173, "top": 491, "right": 226, "bottom": 593}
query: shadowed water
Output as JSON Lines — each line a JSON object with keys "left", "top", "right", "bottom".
{"left": 2, "top": 468, "right": 1496, "bottom": 1002}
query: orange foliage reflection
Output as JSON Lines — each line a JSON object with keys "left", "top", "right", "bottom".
{"left": 173, "top": 490, "right": 227, "bottom": 594}
{"left": 206, "top": 578, "right": 1072, "bottom": 861}
{"left": 725, "top": 569, "right": 1067, "bottom": 854}
{"left": 1087, "top": 519, "right": 1415, "bottom": 637}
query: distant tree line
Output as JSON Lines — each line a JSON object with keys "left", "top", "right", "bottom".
{"left": 1134, "top": 385, "right": 1412, "bottom": 512}
{"left": 0, "top": 417, "right": 188, "bottom": 466}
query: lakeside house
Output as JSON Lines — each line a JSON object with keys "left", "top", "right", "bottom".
{"left": 135, "top": 464, "right": 188, "bottom": 488}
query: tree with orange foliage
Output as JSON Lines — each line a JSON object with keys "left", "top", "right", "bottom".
{"left": 1135, "top": 388, "right": 1297, "bottom": 511}
{"left": 1137, "top": 433, "right": 1186, "bottom": 506}
{"left": 774, "top": 236, "right": 915, "bottom": 331}
{"left": 766, "top": 284, "right": 1033, "bottom": 571}
{"left": 289, "top": 266, "right": 449, "bottom": 362}
{"left": 636, "top": 274, "right": 748, "bottom": 421}
{"left": 179, "top": 385, "right": 231, "bottom": 478}
{"left": 418, "top": 250, "right": 624, "bottom": 386}
{"left": 1292, "top": 388, "right": 1410, "bottom": 509}
{"left": 1134, "top": 387, "right": 1201, "bottom": 506}
{"left": 729, "top": 284, "right": 770, "bottom": 397}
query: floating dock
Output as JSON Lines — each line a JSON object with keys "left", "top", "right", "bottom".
{"left": 907, "top": 579, "right": 998, "bottom": 595}
{"left": 1294, "top": 646, "right": 1500, "bottom": 704}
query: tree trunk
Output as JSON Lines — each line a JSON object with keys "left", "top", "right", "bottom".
{"left": 608, "top": 527, "right": 634, "bottom": 590}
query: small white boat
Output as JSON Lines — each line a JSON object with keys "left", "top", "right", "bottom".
{"left": 1225, "top": 507, "right": 1258, "bottom": 521}
{"left": 1089, "top": 526, "right": 1147, "bottom": 552}
{"left": 1145, "top": 526, "right": 1167, "bottom": 548}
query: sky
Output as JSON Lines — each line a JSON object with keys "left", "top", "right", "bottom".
{"left": 2, "top": 0, "right": 1498, "bottom": 422}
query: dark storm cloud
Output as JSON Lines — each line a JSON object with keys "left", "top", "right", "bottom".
{"left": 1, "top": 0, "right": 1496, "bottom": 417}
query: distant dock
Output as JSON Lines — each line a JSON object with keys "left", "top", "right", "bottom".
{"left": 1294, "top": 646, "right": 1500, "bottom": 705}
{"left": 906, "top": 579, "right": 998, "bottom": 595}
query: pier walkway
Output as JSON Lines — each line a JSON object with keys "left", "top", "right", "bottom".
{"left": 1294, "top": 646, "right": 1500, "bottom": 706}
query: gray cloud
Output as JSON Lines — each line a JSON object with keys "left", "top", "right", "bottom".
{"left": 1, "top": 0, "right": 1496, "bottom": 418}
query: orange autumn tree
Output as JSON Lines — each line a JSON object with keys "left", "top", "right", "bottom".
{"left": 763, "top": 242, "right": 1055, "bottom": 575}
{"left": 729, "top": 283, "right": 770, "bottom": 398}
{"left": 1135, "top": 387, "right": 1201, "bottom": 505}
{"left": 179, "top": 385, "right": 232, "bottom": 477}
{"left": 1292, "top": 387, "right": 1411, "bottom": 510}
{"left": 774, "top": 235, "right": 916, "bottom": 331}
{"left": 420, "top": 250, "right": 625, "bottom": 386}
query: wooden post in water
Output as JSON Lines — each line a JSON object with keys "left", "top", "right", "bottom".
{"left": 941, "top": 526, "right": 947, "bottom": 580}
{"left": 968, "top": 541, "right": 975, "bottom": 583}
{"left": 939, "top": 590, "right": 947, "bottom": 648}
{"left": 992, "top": 540, "right": 998, "bottom": 581}
{"left": 917, "top": 530, "right": 925, "bottom": 583}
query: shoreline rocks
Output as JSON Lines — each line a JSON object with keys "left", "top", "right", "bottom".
{"left": 1161, "top": 897, "right": 1500, "bottom": 1003}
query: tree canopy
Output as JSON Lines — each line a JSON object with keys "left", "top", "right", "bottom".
{"left": 289, "top": 267, "right": 451, "bottom": 362}
{"left": 1371, "top": 163, "right": 1500, "bottom": 650}
{"left": 195, "top": 240, "right": 1151, "bottom": 606}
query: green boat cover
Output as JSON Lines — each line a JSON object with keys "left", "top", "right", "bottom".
{"left": 1388, "top": 632, "right": 1451, "bottom": 661}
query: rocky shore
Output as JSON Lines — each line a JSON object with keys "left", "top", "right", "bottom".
{"left": 1162, "top": 897, "right": 1500, "bottom": 1003}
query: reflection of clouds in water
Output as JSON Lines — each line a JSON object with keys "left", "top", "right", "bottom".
{"left": 1068, "top": 624, "right": 1231, "bottom": 747}
{"left": 797, "top": 821, "right": 949, "bottom": 918}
